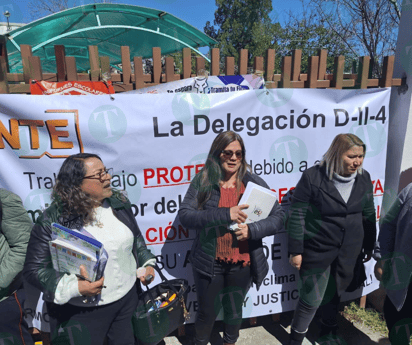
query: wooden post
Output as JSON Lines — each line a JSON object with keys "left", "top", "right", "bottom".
{"left": 0, "top": 56, "right": 10, "bottom": 94}
{"left": 196, "top": 57, "right": 205, "bottom": 75}
{"left": 0, "top": 35, "right": 9, "bottom": 72}
{"left": 225, "top": 56, "right": 235, "bottom": 76}
{"left": 65, "top": 57, "right": 78, "bottom": 81}
{"left": 121, "top": 46, "right": 132, "bottom": 86}
{"left": 306, "top": 56, "right": 319, "bottom": 88}
{"left": 21, "top": 45, "right": 33, "bottom": 84}
{"left": 165, "top": 57, "right": 175, "bottom": 82}
{"left": 182, "top": 48, "right": 191, "bottom": 79}
{"left": 333, "top": 56, "right": 345, "bottom": 89}
{"left": 265, "top": 49, "right": 275, "bottom": 82}
{"left": 152, "top": 47, "right": 161, "bottom": 84}
{"left": 380, "top": 56, "right": 395, "bottom": 88}
{"left": 211, "top": 48, "right": 220, "bottom": 76}
{"left": 28, "top": 56, "right": 43, "bottom": 82}
{"left": 359, "top": 295, "right": 367, "bottom": 309}
{"left": 238, "top": 49, "right": 248, "bottom": 75}
{"left": 318, "top": 49, "right": 328, "bottom": 80}
{"left": 356, "top": 56, "right": 370, "bottom": 89}
{"left": 54, "top": 45, "right": 66, "bottom": 81}
{"left": 253, "top": 56, "right": 264, "bottom": 74}
{"left": 88, "top": 45, "right": 100, "bottom": 81}
{"left": 291, "top": 49, "right": 302, "bottom": 81}
{"left": 133, "top": 57, "right": 145, "bottom": 89}
{"left": 281, "top": 56, "right": 292, "bottom": 88}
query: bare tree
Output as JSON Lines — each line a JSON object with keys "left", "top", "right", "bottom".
{"left": 307, "top": 0, "right": 401, "bottom": 77}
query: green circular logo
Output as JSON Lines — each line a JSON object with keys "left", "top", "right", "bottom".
{"left": 89, "top": 105, "right": 127, "bottom": 143}
{"left": 349, "top": 121, "right": 386, "bottom": 158}
{"left": 269, "top": 135, "right": 308, "bottom": 174}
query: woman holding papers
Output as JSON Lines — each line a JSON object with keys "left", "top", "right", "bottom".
{"left": 24, "top": 153, "right": 156, "bottom": 345}
{"left": 286, "top": 133, "right": 376, "bottom": 345}
{"left": 178, "top": 131, "right": 284, "bottom": 345}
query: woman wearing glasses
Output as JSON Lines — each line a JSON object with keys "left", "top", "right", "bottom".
{"left": 178, "top": 131, "right": 284, "bottom": 345}
{"left": 23, "top": 153, "right": 155, "bottom": 345}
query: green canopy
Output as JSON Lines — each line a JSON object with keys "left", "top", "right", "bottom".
{"left": 4, "top": 3, "right": 217, "bottom": 73}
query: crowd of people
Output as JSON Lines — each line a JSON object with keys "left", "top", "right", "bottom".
{"left": 0, "top": 131, "right": 411, "bottom": 345}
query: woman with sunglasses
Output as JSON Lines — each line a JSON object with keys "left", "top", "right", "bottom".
{"left": 23, "top": 153, "right": 155, "bottom": 345}
{"left": 178, "top": 131, "right": 284, "bottom": 345}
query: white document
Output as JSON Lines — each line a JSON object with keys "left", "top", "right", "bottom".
{"left": 229, "top": 182, "right": 277, "bottom": 231}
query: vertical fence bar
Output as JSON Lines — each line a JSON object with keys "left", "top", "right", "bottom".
{"left": 318, "top": 49, "right": 328, "bottom": 80}
{"left": 281, "top": 56, "right": 292, "bottom": 88}
{"left": 211, "top": 48, "right": 220, "bottom": 76}
{"left": 196, "top": 57, "right": 205, "bottom": 75}
{"left": 21, "top": 45, "right": 33, "bottom": 84}
{"left": 291, "top": 49, "right": 302, "bottom": 81}
{"left": 100, "top": 56, "right": 111, "bottom": 77}
{"left": 380, "top": 56, "right": 394, "bottom": 88}
{"left": 152, "top": 47, "right": 162, "bottom": 84}
{"left": 28, "top": 56, "right": 43, "bottom": 81}
{"left": 253, "top": 56, "right": 264, "bottom": 74}
{"left": 333, "top": 56, "right": 345, "bottom": 89}
{"left": 65, "top": 57, "right": 78, "bottom": 81}
{"left": 225, "top": 56, "right": 235, "bottom": 76}
{"left": 306, "top": 56, "right": 319, "bottom": 88}
{"left": 121, "top": 46, "right": 132, "bottom": 85}
{"left": 265, "top": 49, "right": 275, "bottom": 82}
{"left": 54, "top": 45, "right": 66, "bottom": 81}
{"left": 0, "top": 35, "right": 9, "bottom": 71}
{"left": 88, "top": 45, "right": 100, "bottom": 81}
{"left": 182, "top": 48, "right": 191, "bottom": 79}
{"left": 0, "top": 56, "right": 10, "bottom": 94}
{"left": 238, "top": 49, "right": 248, "bottom": 75}
{"left": 133, "top": 57, "right": 145, "bottom": 89}
{"left": 356, "top": 56, "right": 370, "bottom": 89}
{"left": 165, "top": 57, "right": 175, "bottom": 82}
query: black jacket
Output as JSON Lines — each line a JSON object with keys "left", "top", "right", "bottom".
{"left": 23, "top": 193, "right": 155, "bottom": 303}
{"left": 178, "top": 171, "right": 284, "bottom": 290}
{"left": 287, "top": 165, "right": 376, "bottom": 293}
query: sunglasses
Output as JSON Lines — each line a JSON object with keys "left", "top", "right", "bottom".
{"left": 221, "top": 150, "right": 243, "bottom": 159}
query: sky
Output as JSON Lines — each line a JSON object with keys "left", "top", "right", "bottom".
{"left": 1, "top": 0, "right": 304, "bottom": 32}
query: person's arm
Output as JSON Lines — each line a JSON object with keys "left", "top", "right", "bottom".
{"left": 0, "top": 191, "right": 32, "bottom": 291}
{"left": 178, "top": 179, "right": 232, "bottom": 230}
{"left": 286, "top": 171, "right": 313, "bottom": 256}
{"left": 23, "top": 216, "right": 67, "bottom": 302}
{"left": 247, "top": 177, "right": 285, "bottom": 241}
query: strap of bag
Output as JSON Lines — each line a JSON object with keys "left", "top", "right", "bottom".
{"left": 143, "top": 264, "right": 180, "bottom": 312}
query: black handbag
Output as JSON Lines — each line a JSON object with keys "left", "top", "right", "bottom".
{"left": 132, "top": 265, "right": 190, "bottom": 345}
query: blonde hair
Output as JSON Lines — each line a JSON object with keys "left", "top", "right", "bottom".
{"left": 320, "top": 133, "right": 366, "bottom": 179}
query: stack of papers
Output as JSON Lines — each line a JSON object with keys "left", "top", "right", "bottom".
{"left": 49, "top": 223, "right": 107, "bottom": 281}
{"left": 229, "top": 182, "right": 277, "bottom": 231}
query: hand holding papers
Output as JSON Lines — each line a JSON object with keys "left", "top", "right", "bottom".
{"left": 229, "top": 182, "right": 277, "bottom": 231}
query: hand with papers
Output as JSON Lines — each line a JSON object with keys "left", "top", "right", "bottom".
{"left": 229, "top": 204, "right": 249, "bottom": 224}
{"left": 78, "top": 265, "right": 105, "bottom": 296}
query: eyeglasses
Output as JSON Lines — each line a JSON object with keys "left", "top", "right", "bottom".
{"left": 221, "top": 150, "right": 243, "bottom": 160}
{"left": 83, "top": 168, "right": 113, "bottom": 182}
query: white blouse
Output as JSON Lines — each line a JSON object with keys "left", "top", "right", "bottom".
{"left": 54, "top": 201, "right": 155, "bottom": 306}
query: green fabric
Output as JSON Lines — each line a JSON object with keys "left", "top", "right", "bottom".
{"left": 0, "top": 189, "right": 33, "bottom": 302}
{"left": 4, "top": 3, "right": 216, "bottom": 73}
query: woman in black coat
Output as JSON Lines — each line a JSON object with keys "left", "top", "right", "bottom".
{"left": 287, "top": 133, "right": 376, "bottom": 345}
{"left": 178, "top": 131, "right": 284, "bottom": 345}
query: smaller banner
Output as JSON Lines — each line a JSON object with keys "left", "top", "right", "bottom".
{"left": 125, "top": 74, "right": 265, "bottom": 94}
{"left": 30, "top": 80, "right": 115, "bottom": 95}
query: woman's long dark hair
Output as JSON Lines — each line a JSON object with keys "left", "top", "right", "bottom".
{"left": 52, "top": 153, "right": 103, "bottom": 224}
{"left": 196, "top": 131, "right": 250, "bottom": 209}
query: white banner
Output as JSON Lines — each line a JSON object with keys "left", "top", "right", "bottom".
{"left": 0, "top": 88, "right": 389, "bottom": 326}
